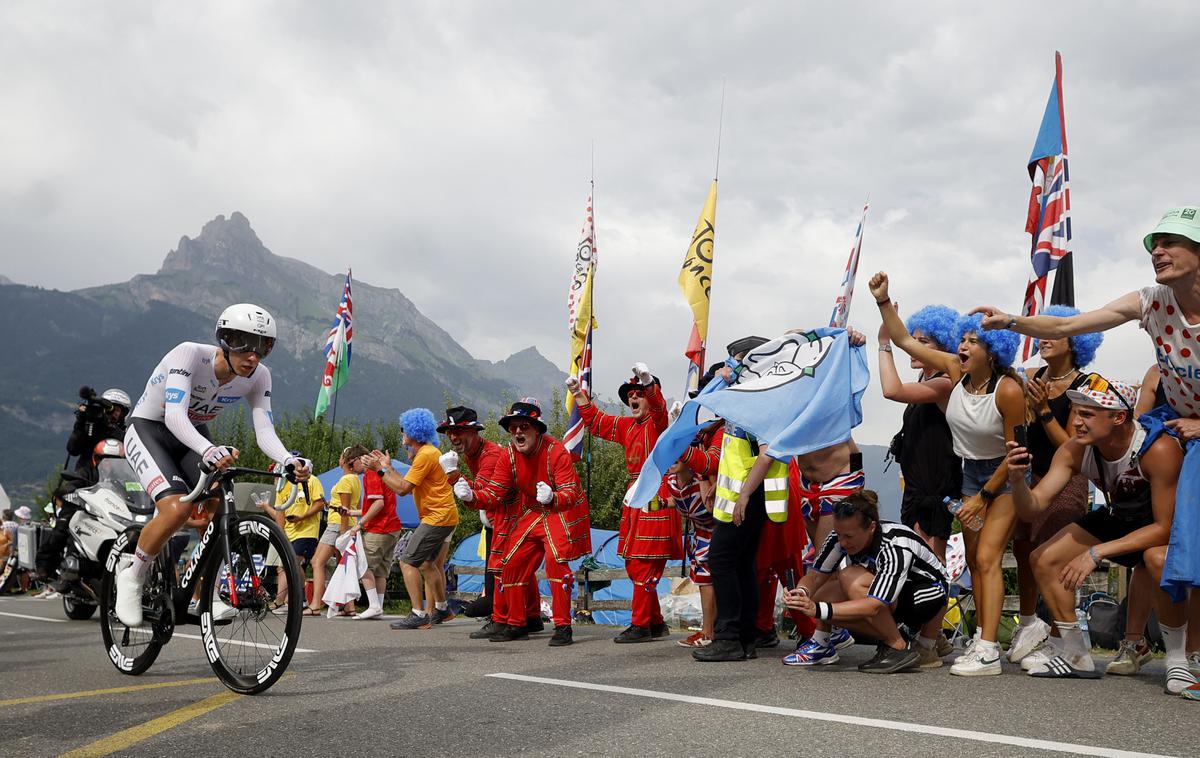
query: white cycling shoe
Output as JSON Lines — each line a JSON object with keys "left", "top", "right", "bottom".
{"left": 114, "top": 562, "right": 145, "bottom": 628}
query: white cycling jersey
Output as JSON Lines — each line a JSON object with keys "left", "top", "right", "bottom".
{"left": 131, "top": 341, "right": 290, "bottom": 464}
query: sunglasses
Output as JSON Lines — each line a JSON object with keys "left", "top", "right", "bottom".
{"left": 507, "top": 420, "right": 536, "bottom": 434}
{"left": 1082, "top": 372, "right": 1134, "bottom": 414}
{"left": 221, "top": 331, "right": 275, "bottom": 358}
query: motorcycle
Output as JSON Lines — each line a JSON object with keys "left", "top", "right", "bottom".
{"left": 52, "top": 443, "right": 154, "bottom": 619}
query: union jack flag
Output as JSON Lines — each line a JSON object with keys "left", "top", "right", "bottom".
{"left": 315, "top": 270, "right": 353, "bottom": 418}
{"left": 324, "top": 270, "right": 353, "bottom": 366}
{"left": 830, "top": 201, "right": 869, "bottom": 329}
{"left": 1020, "top": 52, "right": 1073, "bottom": 361}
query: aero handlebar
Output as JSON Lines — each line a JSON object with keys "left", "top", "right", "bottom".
{"left": 180, "top": 464, "right": 300, "bottom": 508}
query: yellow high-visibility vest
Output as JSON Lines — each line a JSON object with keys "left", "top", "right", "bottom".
{"left": 713, "top": 433, "right": 789, "bottom": 523}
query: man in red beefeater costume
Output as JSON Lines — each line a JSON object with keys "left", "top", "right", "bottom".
{"left": 436, "top": 406, "right": 541, "bottom": 641}
{"left": 454, "top": 398, "right": 591, "bottom": 647}
{"left": 568, "top": 362, "right": 683, "bottom": 643}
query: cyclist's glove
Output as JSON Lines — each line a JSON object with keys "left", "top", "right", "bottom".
{"left": 283, "top": 455, "right": 312, "bottom": 472}
{"left": 202, "top": 445, "right": 237, "bottom": 469}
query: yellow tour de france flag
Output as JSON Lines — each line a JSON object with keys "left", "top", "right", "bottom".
{"left": 678, "top": 180, "right": 717, "bottom": 390}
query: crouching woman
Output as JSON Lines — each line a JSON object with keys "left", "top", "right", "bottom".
{"left": 782, "top": 491, "right": 948, "bottom": 674}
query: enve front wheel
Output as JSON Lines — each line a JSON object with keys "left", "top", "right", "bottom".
{"left": 99, "top": 532, "right": 165, "bottom": 675}
{"left": 199, "top": 514, "right": 303, "bottom": 694}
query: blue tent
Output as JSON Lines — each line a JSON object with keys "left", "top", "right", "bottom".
{"left": 317, "top": 459, "right": 420, "bottom": 527}
{"left": 449, "top": 527, "right": 682, "bottom": 627}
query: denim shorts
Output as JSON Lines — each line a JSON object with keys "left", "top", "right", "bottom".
{"left": 961, "top": 456, "right": 1029, "bottom": 496}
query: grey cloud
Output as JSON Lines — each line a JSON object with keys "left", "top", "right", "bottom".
{"left": 0, "top": 1, "right": 1193, "bottom": 443}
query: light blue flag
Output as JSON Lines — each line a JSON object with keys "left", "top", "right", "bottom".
{"left": 626, "top": 328, "right": 869, "bottom": 509}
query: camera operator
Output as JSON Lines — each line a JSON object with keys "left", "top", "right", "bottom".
{"left": 35, "top": 386, "right": 131, "bottom": 583}
{"left": 66, "top": 386, "right": 131, "bottom": 472}
{"left": 782, "top": 490, "right": 949, "bottom": 674}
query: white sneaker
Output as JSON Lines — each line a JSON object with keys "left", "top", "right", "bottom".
{"left": 43, "top": 590, "right": 61, "bottom": 600}
{"left": 1166, "top": 664, "right": 1198, "bottom": 695}
{"left": 1021, "top": 640, "right": 1057, "bottom": 673}
{"left": 210, "top": 597, "right": 238, "bottom": 622}
{"left": 950, "top": 642, "right": 1002, "bottom": 676}
{"left": 1188, "top": 651, "right": 1200, "bottom": 678}
{"left": 355, "top": 606, "right": 384, "bottom": 620}
{"left": 1007, "top": 618, "right": 1051, "bottom": 663}
{"left": 114, "top": 563, "right": 145, "bottom": 628}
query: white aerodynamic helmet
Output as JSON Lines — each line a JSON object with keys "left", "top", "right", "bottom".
{"left": 215, "top": 303, "right": 277, "bottom": 357}
{"left": 100, "top": 388, "right": 131, "bottom": 412}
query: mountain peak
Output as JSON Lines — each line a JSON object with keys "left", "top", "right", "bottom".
{"left": 159, "top": 212, "right": 267, "bottom": 274}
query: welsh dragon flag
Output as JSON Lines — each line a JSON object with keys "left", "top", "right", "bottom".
{"left": 315, "top": 271, "right": 353, "bottom": 419}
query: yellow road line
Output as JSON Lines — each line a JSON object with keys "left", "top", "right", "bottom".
{"left": 60, "top": 689, "right": 241, "bottom": 758}
{"left": 0, "top": 677, "right": 217, "bottom": 707}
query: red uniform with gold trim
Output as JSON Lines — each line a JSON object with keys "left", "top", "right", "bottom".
{"left": 755, "top": 460, "right": 816, "bottom": 638}
{"left": 472, "top": 435, "right": 591, "bottom": 627}
{"left": 579, "top": 384, "right": 682, "bottom": 627}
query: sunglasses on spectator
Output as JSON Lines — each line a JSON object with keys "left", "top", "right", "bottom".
{"left": 1082, "top": 372, "right": 1135, "bottom": 414}
{"left": 507, "top": 421, "right": 536, "bottom": 433}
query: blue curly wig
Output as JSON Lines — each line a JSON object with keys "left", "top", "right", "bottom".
{"left": 906, "top": 305, "right": 960, "bottom": 352}
{"left": 399, "top": 408, "right": 439, "bottom": 446}
{"left": 956, "top": 313, "right": 1020, "bottom": 368}
{"left": 1032, "top": 305, "right": 1103, "bottom": 368}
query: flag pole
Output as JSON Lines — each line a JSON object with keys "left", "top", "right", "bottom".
{"left": 714, "top": 76, "right": 725, "bottom": 182}
{"left": 325, "top": 380, "right": 340, "bottom": 471}
{"left": 586, "top": 141, "right": 595, "bottom": 505}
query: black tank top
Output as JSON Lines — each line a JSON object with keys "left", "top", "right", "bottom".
{"left": 1027, "top": 368, "right": 1090, "bottom": 477}
{"left": 896, "top": 375, "right": 963, "bottom": 499}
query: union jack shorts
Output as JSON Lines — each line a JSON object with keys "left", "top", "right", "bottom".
{"left": 687, "top": 529, "right": 713, "bottom": 585}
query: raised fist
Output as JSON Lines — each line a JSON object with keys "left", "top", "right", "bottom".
{"left": 536, "top": 481, "right": 554, "bottom": 505}
{"left": 867, "top": 271, "right": 890, "bottom": 302}
{"left": 453, "top": 478, "right": 474, "bottom": 503}
{"left": 632, "top": 362, "right": 653, "bottom": 385}
{"left": 439, "top": 451, "right": 459, "bottom": 474}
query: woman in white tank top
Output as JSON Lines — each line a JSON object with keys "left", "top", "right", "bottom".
{"left": 872, "top": 272, "right": 1027, "bottom": 676}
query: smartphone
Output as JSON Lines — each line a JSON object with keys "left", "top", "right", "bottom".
{"left": 850, "top": 451, "right": 864, "bottom": 471}
{"left": 783, "top": 568, "right": 796, "bottom": 591}
{"left": 1013, "top": 424, "right": 1030, "bottom": 463}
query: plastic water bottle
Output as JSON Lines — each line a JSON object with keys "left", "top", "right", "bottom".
{"left": 944, "top": 496, "right": 984, "bottom": 532}
{"left": 1076, "top": 608, "right": 1092, "bottom": 649}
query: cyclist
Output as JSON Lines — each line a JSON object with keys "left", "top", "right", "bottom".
{"left": 115, "top": 304, "right": 311, "bottom": 627}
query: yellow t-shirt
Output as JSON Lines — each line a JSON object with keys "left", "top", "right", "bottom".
{"left": 404, "top": 444, "right": 459, "bottom": 527}
{"left": 277, "top": 477, "right": 326, "bottom": 542}
{"left": 329, "top": 473, "right": 362, "bottom": 529}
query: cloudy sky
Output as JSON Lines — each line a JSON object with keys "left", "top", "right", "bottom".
{"left": 3, "top": 2, "right": 1196, "bottom": 445}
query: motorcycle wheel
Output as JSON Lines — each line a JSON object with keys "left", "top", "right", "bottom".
{"left": 99, "top": 533, "right": 164, "bottom": 675}
{"left": 63, "top": 594, "right": 98, "bottom": 620}
{"left": 200, "top": 514, "right": 303, "bottom": 695}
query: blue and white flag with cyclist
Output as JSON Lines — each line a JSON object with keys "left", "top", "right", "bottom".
{"left": 626, "top": 328, "right": 869, "bottom": 509}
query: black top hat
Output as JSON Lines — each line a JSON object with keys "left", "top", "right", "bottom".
{"left": 437, "top": 406, "right": 485, "bottom": 433}
{"left": 726, "top": 335, "right": 769, "bottom": 358}
{"left": 618, "top": 375, "right": 661, "bottom": 406}
{"left": 498, "top": 397, "right": 547, "bottom": 434}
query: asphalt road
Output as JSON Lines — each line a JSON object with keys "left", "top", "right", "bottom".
{"left": 1, "top": 594, "right": 1195, "bottom": 758}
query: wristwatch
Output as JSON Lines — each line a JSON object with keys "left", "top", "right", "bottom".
{"left": 1004, "top": 316, "right": 1018, "bottom": 329}
{"left": 1038, "top": 411, "right": 1055, "bottom": 424}
{"left": 979, "top": 487, "right": 997, "bottom": 503}
{"left": 878, "top": 344, "right": 892, "bottom": 353}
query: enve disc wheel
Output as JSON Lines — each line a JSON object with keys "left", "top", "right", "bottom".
{"left": 200, "top": 514, "right": 303, "bottom": 694}
{"left": 98, "top": 533, "right": 164, "bottom": 675}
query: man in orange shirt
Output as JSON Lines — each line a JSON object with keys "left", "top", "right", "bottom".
{"left": 368, "top": 407, "right": 460, "bottom": 631}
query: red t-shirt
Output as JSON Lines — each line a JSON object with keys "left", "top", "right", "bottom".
{"left": 362, "top": 469, "right": 404, "bottom": 534}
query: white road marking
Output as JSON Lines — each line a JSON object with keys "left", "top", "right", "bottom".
{"left": 171, "top": 632, "right": 317, "bottom": 654}
{"left": 0, "top": 611, "right": 68, "bottom": 623}
{"left": 0, "top": 611, "right": 316, "bottom": 653}
{"left": 487, "top": 673, "right": 1176, "bottom": 758}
